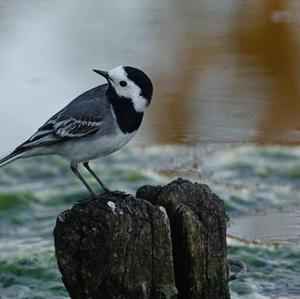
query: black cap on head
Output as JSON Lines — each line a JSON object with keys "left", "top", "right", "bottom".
{"left": 124, "top": 66, "right": 153, "bottom": 104}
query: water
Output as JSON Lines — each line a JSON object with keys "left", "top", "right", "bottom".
{"left": 0, "top": 145, "right": 299, "bottom": 298}
{"left": 1, "top": 0, "right": 300, "bottom": 298}
{"left": 2, "top": 0, "right": 300, "bottom": 149}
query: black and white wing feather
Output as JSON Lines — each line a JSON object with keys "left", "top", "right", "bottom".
{"left": 21, "top": 115, "right": 102, "bottom": 148}
{"left": 0, "top": 85, "right": 113, "bottom": 167}
{"left": 55, "top": 117, "right": 101, "bottom": 138}
{"left": 16, "top": 85, "right": 111, "bottom": 151}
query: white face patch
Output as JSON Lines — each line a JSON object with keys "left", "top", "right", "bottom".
{"left": 108, "top": 66, "right": 148, "bottom": 113}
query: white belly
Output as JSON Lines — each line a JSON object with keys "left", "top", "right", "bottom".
{"left": 53, "top": 130, "right": 136, "bottom": 164}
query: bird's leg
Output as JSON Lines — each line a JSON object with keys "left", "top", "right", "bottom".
{"left": 83, "top": 161, "right": 110, "bottom": 192}
{"left": 70, "top": 164, "right": 97, "bottom": 199}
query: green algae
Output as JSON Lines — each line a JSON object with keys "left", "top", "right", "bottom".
{"left": 0, "top": 192, "right": 37, "bottom": 210}
{"left": 0, "top": 147, "right": 299, "bottom": 298}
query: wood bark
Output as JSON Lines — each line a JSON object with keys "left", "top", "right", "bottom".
{"left": 54, "top": 178, "right": 230, "bottom": 299}
{"left": 137, "top": 178, "right": 230, "bottom": 299}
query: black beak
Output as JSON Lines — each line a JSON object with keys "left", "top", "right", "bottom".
{"left": 93, "top": 69, "right": 110, "bottom": 81}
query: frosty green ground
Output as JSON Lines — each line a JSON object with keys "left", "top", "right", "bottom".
{"left": 0, "top": 146, "right": 299, "bottom": 298}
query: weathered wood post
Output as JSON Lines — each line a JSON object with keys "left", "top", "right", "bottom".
{"left": 54, "top": 178, "right": 230, "bottom": 299}
{"left": 137, "top": 179, "right": 229, "bottom": 299}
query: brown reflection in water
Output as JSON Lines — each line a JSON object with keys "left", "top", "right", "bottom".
{"left": 156, "top": 34, "right": 214, "bottom": 144}
{"left": 231, "top": 0, "right": 300, "bottom": 143}
{"left": 150, "top": 0, "right": 300, "bottom": 144}
{"left": 151, "top": 3, "right": 215, "bottom": 145}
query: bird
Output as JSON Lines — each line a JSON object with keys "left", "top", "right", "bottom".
{"left": 0, "top": 66, "right": 153, "bottom": 198}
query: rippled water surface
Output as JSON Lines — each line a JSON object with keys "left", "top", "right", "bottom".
{"left": 0, "top": 145, "right": 299, "bottom": 298}
{"left": 1, "top": 0, "right": 300, "bottom": 147}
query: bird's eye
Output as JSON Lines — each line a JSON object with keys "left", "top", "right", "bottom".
{"left": 119, "top": 81, "right": 127, "bottom": 87}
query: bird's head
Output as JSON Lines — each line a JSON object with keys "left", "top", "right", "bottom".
{"left": 93, "top": 66, "right": 153, "bottom": 113}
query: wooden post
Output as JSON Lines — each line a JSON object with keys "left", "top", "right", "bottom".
{"left": 137, "top": 179, "right": 230, "bottom": 299}
{"left": 54, "top": 179, "right": 230, "bottom": 299}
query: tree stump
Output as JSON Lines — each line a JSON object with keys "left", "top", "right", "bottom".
{"left": 54, "top": 178, "right": 230, "bottom": 299}
{"left": 137, "top": 178, "right": 229, "bottom": 299}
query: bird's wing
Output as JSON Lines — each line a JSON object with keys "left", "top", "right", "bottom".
{"left": 55, "top": 117, "right": 101, "bottom": 138}
{"left": 19, "top": 113, "right": 103, "bottom": 149}
{"left": 17, "top": 85, "right": 111, "bottom": 150}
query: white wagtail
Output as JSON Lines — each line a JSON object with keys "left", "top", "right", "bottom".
{"left": 0, "top": 66, "right": 153, "bottom": 198}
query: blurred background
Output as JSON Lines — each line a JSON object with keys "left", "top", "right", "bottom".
{"left": 0, "top": 1, "right": 300, "bottom": 298}
{"left": 2, "top": 0, "right": 300, "bottom": 149}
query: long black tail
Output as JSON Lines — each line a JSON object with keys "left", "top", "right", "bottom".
{"left": 0, "top": 148, "right": 25, "bottom": 168}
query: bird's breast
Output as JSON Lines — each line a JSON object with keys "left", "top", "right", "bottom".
{"left": 56, "top": 129, "right": 136, "bottom": 164}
